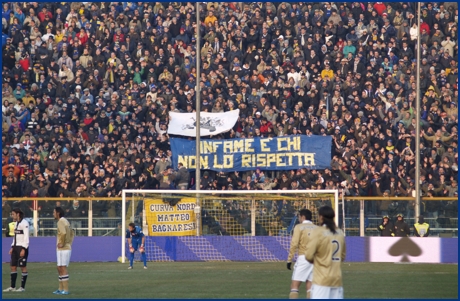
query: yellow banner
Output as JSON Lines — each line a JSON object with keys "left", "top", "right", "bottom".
{"left": 144, "top": 198, "right": 197, "bottom": 236}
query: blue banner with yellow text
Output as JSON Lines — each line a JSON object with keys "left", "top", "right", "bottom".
{"left": 170, "top": 135, "right": 332, "bottom": 172}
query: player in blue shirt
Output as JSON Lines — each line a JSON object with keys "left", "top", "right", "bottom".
{"left": 126, "top": 223, "right": 147, "bottom": 269}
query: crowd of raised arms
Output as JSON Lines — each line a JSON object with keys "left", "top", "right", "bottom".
{"left": 1, "top": 2, "right": 458, "bottom": 221}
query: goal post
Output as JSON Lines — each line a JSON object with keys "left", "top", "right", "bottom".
{"left": 121, "top": 189, "right": 338, "bottom": 263}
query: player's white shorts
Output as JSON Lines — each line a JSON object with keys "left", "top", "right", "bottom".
{"left": 292, "top": 255, "right": 313, "bottom": 282}
{"left": 57, "top": 250, "right": 72, "bottom": 267}
{"left": 311, "top": 284, "right": 343, "bottom": 299}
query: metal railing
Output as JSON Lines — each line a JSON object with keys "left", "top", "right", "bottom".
{"left": 2, "top": 217, "right": 122, "bottom": 237}
{"left": 2, "top": 196, "right": 457, "bottom": 237}
{"left": 339, "top": 196, "right": 458, "bottom": 237}
{"left": 2, "top": 197, "right": 123, "bottom": 237}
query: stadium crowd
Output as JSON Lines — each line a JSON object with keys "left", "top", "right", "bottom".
{"left": 1, "top": 2, "right": 458, "bottom": 223}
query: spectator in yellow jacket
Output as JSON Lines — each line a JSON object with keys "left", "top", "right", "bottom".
{"left": 204, "top": 11, "right": 217, "bottom": 27}
{"left": 321, "top": 63, "right": 334, "bottom": 79}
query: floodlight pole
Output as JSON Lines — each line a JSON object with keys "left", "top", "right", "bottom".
{"left": 415, "top": 2, "right": 421, "bottom": 221}
{"left": 195, "top": 2, "right": 201, "bottom": 237}
{"left": 121, "top": 190, "right": 126, "bottom": 263}
{"left": 342, "top": 191, "right": 346, "bottom": 236}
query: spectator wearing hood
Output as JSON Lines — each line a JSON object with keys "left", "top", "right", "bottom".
{"left": 200, "top": 171, "right": 213, "bottom": 189}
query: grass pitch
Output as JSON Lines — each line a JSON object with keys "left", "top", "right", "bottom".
{"left": 2, "top": 262, "right": 457, "bottom": 299}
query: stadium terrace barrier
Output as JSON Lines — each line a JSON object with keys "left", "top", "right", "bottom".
{"left": 2, "top": 237, "right": 457, "bottom": 264}
{"left": 3, "top": 196, "right": 457, "bottom": 237}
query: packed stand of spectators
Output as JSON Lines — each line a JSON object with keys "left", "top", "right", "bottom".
{"left": 1, "top": 2, "right": 458, "bottom": 223}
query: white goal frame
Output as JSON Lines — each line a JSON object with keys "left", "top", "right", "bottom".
{"left": 121, "top": 189, "right": 339, "bottom": 262}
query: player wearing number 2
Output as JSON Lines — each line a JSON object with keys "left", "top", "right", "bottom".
{"left": 306, "top": 206, "right": 346, "bottom": 299}
{"left": 126, "top": 223, "right": 147, "bottom": 269}
{"left": 287, "top": 209, "right": 317, "bottom": 299}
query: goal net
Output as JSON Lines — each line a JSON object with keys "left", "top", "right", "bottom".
{"left": 121, "top": 189, "right": 338, "bottom": 262}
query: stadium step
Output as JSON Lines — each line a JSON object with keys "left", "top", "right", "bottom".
{"left": 205, "top": 205, "right": 248, "bottom": 236}
{"left": 125, "top": 200, "right": 133, "bottom": 227}
{"left": 124, "top": 196, "right": 145, "bottom": 229}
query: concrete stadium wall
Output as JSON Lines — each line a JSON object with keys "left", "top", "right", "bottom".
{"left": 2, "top": 237, "right": 457, "bottom": 263}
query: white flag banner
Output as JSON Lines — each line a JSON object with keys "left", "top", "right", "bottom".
{"left": 167, "top": 109, "right": 240, "bottom": 137}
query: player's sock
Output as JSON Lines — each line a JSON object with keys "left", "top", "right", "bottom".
{"left": 141, "top": 252, "right": 147, "bottom": 267}
{"left": 11, "top": 272, "right": 17, "bottom": 288}
{"left": 306, "top": 289, "right": 311, "bottom": 299}
{"left": 61, "top": 275, "right": 69, "bottom": 292}
{"left": 21, "top": 272, "right": 28, "bottom": 288}
{"left": 289, "top": 289, "right": 299, "bottom": 299}
{"left": 59, "top": 276, "right": 63, "bottom": 291}
{"left": 129, "top": 252, "right": 134, "bottom": 267}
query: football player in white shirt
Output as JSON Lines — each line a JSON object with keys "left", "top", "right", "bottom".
{"left": 3, "top": 208, "right": 30, "bottom": 292}
{"left": 287, "top": 209, "right": 317, "bottom": 299}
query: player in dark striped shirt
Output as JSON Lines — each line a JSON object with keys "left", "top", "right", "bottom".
{"left": 3, "top": 208, "right": 29, "bottom": 293}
